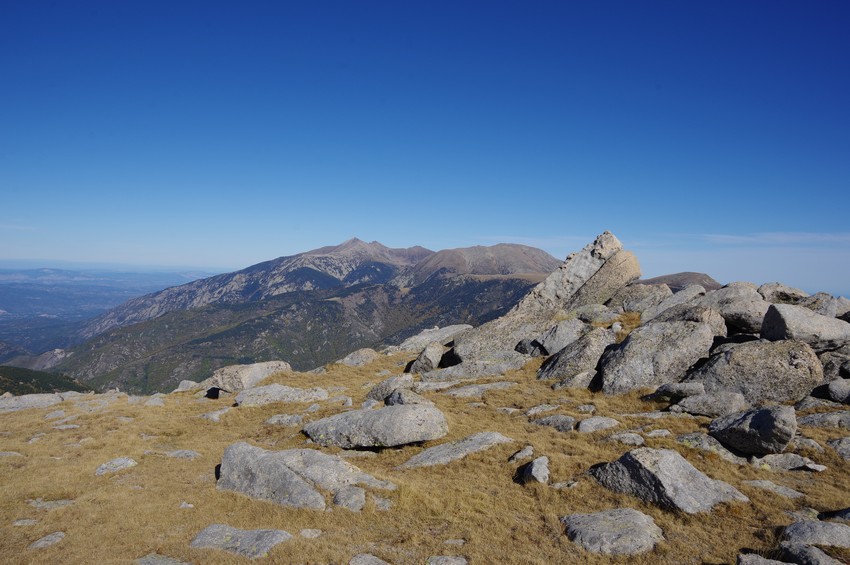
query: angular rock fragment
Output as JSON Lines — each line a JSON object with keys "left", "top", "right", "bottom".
{"left": 198, "top": 361, "right": 292, "bottom": 393}
{"left": 641, "top": 284, "right": 706, "bottom": 323}
{"left": 385, "top": 389, "right": 433, "bottom": 406}
{"left": 577, "top": 416, "right": 619, "bottom": 433}
{"left": 349, "top": 554, "right": 392, "bottom": 565}
{"left": 798, "top": 411, "right": 850, "bottom": 429}
{"left": 751, "top": 453, "right": 825, "bottom": 472}
{"left": 827, "top": 437, "right": 850, "bottom": 461}
{"left": 399, "top": 432, "right": 512, "bottom": 469}
{"left": 778, "top": 542, "right": 843, "bottom": 565}
{"left": 677, "top": 433, "right": 748, "bottom": 464}
{"left": 190, "top": 524, "right": 292, "bottom": 559}
{"left": 762, "top": 304, "right": 850, "bottom": 352}
{"left": 532, "top": 414, "right": 576, "bottom": 432}
{"left": 366, "top": 374, "right": 414, "bottom": 401}
{"left": 303, "top": 404, "right": 448, "bottom": 448}
{"left": 708, "top": 406, "right": 797, "bottom": 455}
{"left": 537, "top": 327, "right": 615, "bottom": 381}
{"left": 694, "top": 285, "right": 770, "bottom": 334}
{"left": 337, "top": 348, "right": 380, "bottom": 367}
{"left": 561, "top": 508, "right": 664, "bottom": 555}
{"left": 29, "top": 531, "right": 65, "bottom": 549}
{"left": 517, "top": 456, "right": 550, "bottom": 485}
{"left": 442, "top": 381, "right": 516, "bottom": 398}
{"left": 589, "top": 447, "right": 748, "bottom": 513}
{"left": 95, "top": 457, "right": 137, "bottom": 476}
{"left": 742, "top": 480, "right": 804, "bottom": 499}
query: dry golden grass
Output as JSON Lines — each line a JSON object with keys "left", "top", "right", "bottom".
{"left": 1, "top": 353, "right": 849, "bottom": 564}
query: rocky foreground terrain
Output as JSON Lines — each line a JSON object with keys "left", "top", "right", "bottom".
{"left": 1, "top": 232, "right": 850, "bottom": 564}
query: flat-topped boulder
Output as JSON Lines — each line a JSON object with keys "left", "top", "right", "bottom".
{"left": 190, "top": 524, "right": 292, "bottom": 559}
{"left": 217, "top": 442, "right": 395, "bottom": 510}
{"left": 235, "top": 383, "right": 328, "bottom": 407}
{"left": 589, "top": 447, "right": 749, "bottom": 513}
{"left": 303, "top": 404, "right": 448, "bottom": 448}
{"left": 671, "top": 391, "right": 750, "bottom": 418}
{"left": 561, "top": 508, "right": 664, "bottom": 555}
{"left": 399, "top": 432, "right": 513, "bottom": 468}
{"left": 337, "top": 348, "right": 380, "bottom": 367}
{"left": 387, "top": 324, "right": 472, "bottom": 353}
{"left": 0, "top": 392, "right": 65, "bottom": 413}
{"left": 197, "top": 360, "right": 292, "bottom": 393}
{"left": 761, "top": 304, "right": 850, "bottom": 352}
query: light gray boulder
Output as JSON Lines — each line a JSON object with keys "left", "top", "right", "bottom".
{"left": 198, "top": 361, "right": 291, "bottom": 393}
{"left": 508, "top": 445, "right": 534, "bottom": 462}
{"left": 798, "top": 411, "right": 850, "bottom": 429}
{"left": 388, "top": 325, "right": 472, "bottom": 353}
{"left": 606, "top": 283, "right": 672, "bottom": 314}
{"left": 442, "top": 381, "right": 516, "bottom": 398}
{"left": 190, "top": 524, "right": 292, "bottom": 558}
{"left": 742, "top": 480, "right": 804, "bottom": 499}
{"left": 29, "top": 531, "right": 65, "bottom": 549}
{"left": 533, "top": 414, "right": 576, "bottom": 432}
{"left": 235, "top": 384, "right": 328, "bottom": 407}
{"left": 677, "top": 433, "right": 748, "bottom": 464}
{"left": 217, "top": 442, "right": 394, "bottom": 510}
{"left": 761, "top": 304, "right": 850, "bottom": 352}
{"left": 800, "top": 292, "right": 850, "bottom": 318}
{"left": 517, "top": 456, "right": 550, "bottom": 485}
{"left": 671, "top": 391, "right": 750, "bottom": 418}
{"left": 408, "top": 342, "right": 447, "bottom": 374}
{"left": 399, "top": 432, "right": 512, "bottom": 469}
{"left": 537, "top": 327, "right": 616, "bottom": 381}
{"left": 337, "top": 348, "right": 380, "bottom": 367}
{"left": 758, "top": 282, "right": 809, "bottom": 304}
{"left": 708, "top": 406, "right": 797, "bottom": 455}
{"left": 828, "top": 379, "right": 850, "bottom": 404}
{"left": 173, "top": 380, "right": 202, "bottom": 392}
{"left": 333, "top": 485, "right": 366, "bottom": 512}
{"left": 827, "top": 437, "right": 850, "bottom": 461}
{"left": 752, "top": 453, "right": 825, "bottom": 472}
{"left": 366, "top": 374, "right": 414, "bottom": 401}
{"left": 533, "top": 318, "right": 588, "bottom": 356}
{"left": 303, "top": 404, "right": 448, "bottom": 448}
{"left": 694, "top": 285, "right": 770, "bottom": 334}
{"left": 598, "top": 320, "right": 717, "bottom": 394}
{"left": 782, "top": 520, "right": 850, "bottom": 549}
{"left": 95, "top": 457, "right": 137, "bottom": 476}
{"left": 589, "top": 447, "right": 749, "bottom": 513}
{"left": 561, "top": 508, "right": 664, "bottom": 555}
{"left": 641, "top": 284, "right": 707, "bottom": 323}
{"left": 684, "top": 340, "right": 823, "bottom": 405}
{"left": 0, "top": 393, "right": 63, "bottom": 413}
{"left": 574, "top": 303, "right": 619, "bottom": 324}
{"left": 577, "top": 416, "right": 619, "bottom": 433}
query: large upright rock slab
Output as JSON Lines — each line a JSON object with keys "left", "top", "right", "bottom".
{"left": 684, "top": 340, "right": 822, "bottom": 405}
{"left": 597, "top": 320, "right": 717, "bottom": 394}
{"left": 761, "top": 304, "right": 850, "bottom": 352}
{"left": 589, "top": 448, "right": 749, "bottom": 513}
{"left": 302, "top": 404, "right": 448, "bottom": 448}
{"left": 436, "top": 232, "right": 639, "bottom": 377}
{"left": 562, "top": 508, "right": 664, "bottom": 555}
{"left": 708, "top": 406, "right": 797, "bottom": 455}
{"left": 198, "top": 361, "right": 292, "bottom": 393}
{"left": 217, "top": 442, "right": 395, "bottom": 510}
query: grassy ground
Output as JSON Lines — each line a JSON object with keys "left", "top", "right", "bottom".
{"left": 1, "top": 353, "right": 849, "bottom": 564}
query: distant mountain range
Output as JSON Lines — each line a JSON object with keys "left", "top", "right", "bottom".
{"left": 8, "top": 239, "right": 562, "bottom": 394}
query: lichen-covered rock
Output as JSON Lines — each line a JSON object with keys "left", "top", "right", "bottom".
{"left": 303, "top": 404, "right": 448, "bottom": 448}
{"left": 762, "top": 304, "right": 850, "bottom": 352}
{"left": 235, "top": 384, "right": 328, "bottom": 407}
{"left": 708, "top": 406, "right": 797, "bottom": 455}
{"left": 95, "top": 457, "right": 137, "bottom": 476}
{"left": 561, "top": 508, "right": 664, "bottom": 555}
{"left": 589, "top": 448, "right": 749, "bottom": 513}
{"left": 684, "top": 340, "right": 823, "bottom": 405}
{"left": 758, "top": 282, "right": 809, "bottom": 304}
{"left": 399, "top": 432, "right": 512, "bottom": 469}
{"left": 190, "top": 524, "right": 292, "bottom": 558}
{"left": 606, "top": 283, "right": 672, "bottom": 314}
{"left": 532, "top": 414, "right": 576, "bottom": 432}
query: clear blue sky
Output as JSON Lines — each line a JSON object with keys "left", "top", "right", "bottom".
{"left": 2, "top": 1, "right": 849, "bottom": 295}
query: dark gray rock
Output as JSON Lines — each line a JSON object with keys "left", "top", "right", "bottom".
{"left": 782, "top": 520, "right": 850, "bottom": 548}
{"left": 537, "top": 327, "right": 616, "bottom": 381}
{"left": 671, "top": 391, "right": 750, "bottom": 418}
{"left": 589, "top": 447, "right": 749, "bottom": 513}
{"left": 708, "top": 406, "right": 797, "bottom": 455}
{"left": 762, "top": 304, "right": 850, "bottom": 352}
{"left": 684, "top": 340, "right": 823, "bottom": 405}
{"left": 190, "top": 524, "right": 292, "bottom": 558}
{"left": 798, "top": 411, "right": 850, "bottom": 429}
{"left": 552, "top": 370, "right": 597, "bottom": 391}
{"left": 366, "top": 374, "right": 414, "bottom": 401}
{"left": 778, "top": 541, "right": 843, "bottom": 565}
{"left": 399, "top": 432, "right": 512, "bottom": 469}
{"left": 217, "top": 442, "right": 395, "bottom": 510}
{"left": 303, "top": 404, "right": 448, "bottom": 448}
{"left": 651, "top": 382, "right": 706, "bottom": 402}
{"left": 515, "top": 338, "right": 546, "bottom": 356}
{"left": 561, "top": 508, "right": 664, "bottom": 555}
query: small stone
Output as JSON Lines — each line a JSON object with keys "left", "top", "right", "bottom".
{"left": 350, "top": 555, "right": 391, "bottom": 565}
{"left": 29, "top": 531, "right": 65, "bottom": 549}
{"left": 166, "top": 450, "right": 200, "bottom": 460}
{"left": 53, "top": 424, "right": 80, "bottom": 430}
{"left": 190, "top": 524, "right": 292, "bottom": 558}
{"left": 265, "top": 414, "right": 303, "bottom": 426}
{"left": 373, "top": 494, "right": 393, "bottom": 511}
{"left": 201, "top": 407, "right": 230, "bottom": 422}
{"left": 782, "top": 520, "right": 850, "bottom": 548}
{"left": 609, "top": 432, "right": 645, "bottom": 446}
{"left": 13, "top": 519, "right": 38, "bottom": 526}
{"left": 28, "top": 498, "right": 74, "bottom": 510}
{"left": 646, "top": 429, "right": 671, "bottom": 438}
{"left": 532, "top": 414, "right": 576, "bottom": 432}
{"left": 751, "top": 453, "right": 825, "bottom": 472}
{"left": 333, "top": 485, "right": 366, "bottom": 511}
{"left": 525, "top": 404, "right": 559, "bottom": 417}
{"left": 180, "top": 501, "right": 194, "bottom": 509}
{"left": 300, "top": 529, "right": 322, "bottom": 539}
{"left": 576, "top": 404, "right": 596, "bottom": 414}
{"left": 95, "top": 457, "right": 137, "bottom": 476}
{"left": 427, "top": 557, "right": 468, "bottom": 565}
{"left": 517, "top": 456, "right": 550, "bottom": 485}
{"left": 508, "top": 445, "right": 534, "bottom": 463}
{"left": 444, "top": 539, "right": 466, "bottom": 546}
{"left": 577, "top": 416, "right": 619, "bottom": 433}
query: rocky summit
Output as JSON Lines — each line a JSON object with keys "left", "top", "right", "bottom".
{"left": 1, "top": 231, "right": 850, "bottom": 564}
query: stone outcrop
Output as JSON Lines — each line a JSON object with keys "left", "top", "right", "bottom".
{"left": 303, "top": 404, "right": 448, "bottom": 448}
{"left": 589, "top": 448, "right": 749, "bottom": 513}
{"left": 197, "top": 361, "right": 292, "bottom": 393}
{"left": 761, "top": 304, "right": 850, "bottom": 352}
{"left": 640, "top": 284, "right": 706, "bottom": 323}
{"left": 190, "top": 524, "right": 292, "bottom": 558}
{"left": 606, "top": 283, "right": 672, "bottom": 314}
{"left": 235, "top": 384, "right": 329, "bottom": 407}
{"left": 337, "top": 348, "right": 381, "bottom": 367}
{"left": 366, "top": 374, "right": 414, "bottom": 401}
{"left": 561, "top": 508, "right": 664, "bottom": 555}
{"left": 708, "top": 406, "right": 797, "bottom": 455}
{"left": 684, "top": 340, "right": 823, "bottom": 405}
{"left": 217, "top": 442, "right": 395, "bottom": 510}
{"left": 670, "top": 391, "right": 750, "bottom": 418}
{"left": 537, "top": 327, "right": 615, "bottom": 382}
{"left": 399, "top": 432, "right": 512, "bottom": 469}
{"left": 386, "top": 325, "right": 472, "bottom": 353}
{"left": 694, "top": 284, "right": 770, "bottom": 334}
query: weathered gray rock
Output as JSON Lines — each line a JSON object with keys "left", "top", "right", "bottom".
{"left": 442, "top": 381, "right": 515, "bottom": 398}
{"left": 366, "top": 374, "right": 414, "bottom": 401}
{"left": 198, "top": 361, "right": 292, "bottom": 393}
{"left": 609, "top": 432, "right": 645, "bottom": 446}
{"left": 408, "top": 342, "right": 448, "bottom": 374}
{"left": 598, "top": 320, "right": 717, "bottom": 394}
{"left": 552, "top": 370, "right": 597, "bottom": 391}
{"left": 426, "top": 557, "right": 467, "bottom": 565}
{"left": 525, "top": 404, "right": 559, "bottom": 417}
{"left": 574, "top": 303, "right": 619, "bottom": 324}
{"left": 235, "top": 384, "right": 328, "bottom": 407}
{"left": 561, "top": 508, "right": 664, "bottom": 555}
{"left": 736, "top": 554, "right": 786, "bottom": 565}
{"left": 762, "top": 304, "right": 850, "bottom": 352}
{"left": 651, "top": 382, "right": 706, "bottom": 402}
{"left": 166, "top": 449, "right": 200, "bottom": 460}
{"left": 694, "top": 285, "right": 770, "bottom": 334}
{"left": 589, "top": 447, "right": 749, "bottom": 513}
{"left": 782, "top": 520, "right": 850, "bottom": 548}
{"left": 821, "top": 347, "right": 850, "bottom": 380}
{"left": 399, "top": 431, "right": 512, "bottom": 468}
{"left": 533, "top": 318, "right": 588, "bottom": 356}
{"left": 827, "top": 437, "right": 850, "bottom": 460}
{"left": 517, "top": 456, "right": 550, "bottom": 484}
{"left": 577, "top": 416, "right": 619, "bottom": 433}
{"left": 190, "top": 524, "right": 292, "bottom": 558}
{"left": 752, "top": 453, "right": 825, "bottom": 472}
{"left": 29, "top": 498, "right": 74, "bottom": 510}
{"left": 828, "top": 379, "right": 850, "bottom": 404}
{"left": 758, "top": 282, "right": 809, "bottom": 304}
{"left": 95, "top": 457, "right": 137, "bottom": 476}
{"left": 800, "top": 292, "right": 850, "bottom": 318}
{"left": 708, "top": 406, "right": 796, "bottom": 456}
{"left": 671, "top": 391, "right": 750, "bottom": 418}
{"left": 217, "top": 442, "right": 394, "bottom": 510}
{"left": 0, "top": 393, "right": 63, "bottom": 413}
{"left": 515, "top": 338, "right": 547, "bottom": 356}
{"left": 685, "top": 340, "right": 823, "bottom": 405}
{"left": 201, "top": 407, "right": 230, "bottom": 422}
{"left": 509, "top": 445, "right": 534, "bottom": 462}
{"left": 532, "top": 414, "right": 576, "bottom": 432}
{"left": 778, "top": 542, "right": 843, "bottom": 565}
{"left": 349, "top": 554, "right": 392, "bottom": 565}
{"left": 677, "top": 433, "right": 748, "bottom": 464}
{"left": 333, "top": 485, "right": 366, "bottom": 511}
{"left": 537, "top": 327, "right": 615, "bottom": 381}
{"left": 303, "top": 404, "right": 448, "bottom": 448}
{"left": 337, "top": 348, "right": 380, "bottom": 366}
{"left": 797, "top": 396, "right": 844, "bottom": 411}
{"left": 641, "top": 284, "right": 707, "bottom": 323}
{"left": 742, "top": 480, "right": 804, "bottom": 499}
{"left": 606, "top": 283, "right": 672, "bottom": 314}
{"left": 798, "top": 411, "right": 850, "bottom": 429}
{"left": 388, "top": 325, "right": 472, "bottom": 353}
{"left": 385, "top": 388, "right": 433, "bottom": 406}
{"left": 173, "top": 380, "right": 202, "bottom": 393}
{"left": 265, "top": 414, "right": 303, "bottom": 426}
{"left": 29, "top": 531, "right": 65, "bottom": 549}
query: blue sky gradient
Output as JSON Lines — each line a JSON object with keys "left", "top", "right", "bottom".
{"left": 2, "top": 1, "right": 849, "bottom": 294}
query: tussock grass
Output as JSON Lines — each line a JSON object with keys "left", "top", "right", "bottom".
{"left": 1, "top": 353, "right": 849, "bottom": 564}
